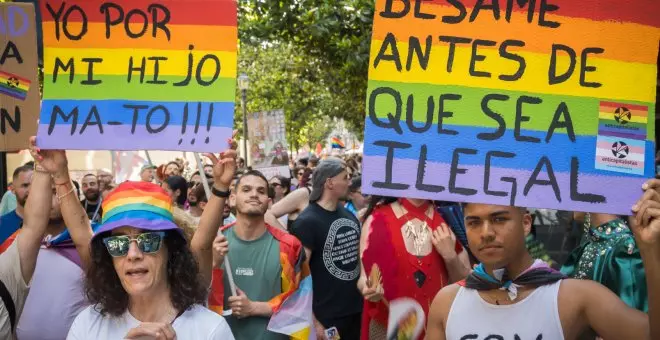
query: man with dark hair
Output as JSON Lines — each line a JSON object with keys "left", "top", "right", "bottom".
{"left": 426, "top": 182, "right": 660, "bottom": 340}
{"left": 0, "top": 165, "right": 33, "bottom": 252}
{"left": 206, "top": 170, "right": 308, "bottom": 340}
{"left": 345, "top": 176, "right": 368, "bottom": 218}
{"left": 81, "top": 174, "right": 103, "bottom": 223}
{"left": 291, "top": 157, "right": 363, "bottom": 339}
{"left": 189, "top": 180, "right": 235, "bottom": 226}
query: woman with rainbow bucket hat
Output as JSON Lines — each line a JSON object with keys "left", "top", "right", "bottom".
{"left": 29, "top": 137, "right": 238, "bottom": 340}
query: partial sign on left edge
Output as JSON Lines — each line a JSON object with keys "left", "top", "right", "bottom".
{"left": 0, "top": 3, "right": 39, "bottom": 151}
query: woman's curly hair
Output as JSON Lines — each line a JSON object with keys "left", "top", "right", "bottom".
{"left": 84, "top": 229, "right": 207, "bottom": 316}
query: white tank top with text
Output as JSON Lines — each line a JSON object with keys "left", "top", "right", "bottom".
{"left": 445, "top": 280, "right": 564, "bottom": 340}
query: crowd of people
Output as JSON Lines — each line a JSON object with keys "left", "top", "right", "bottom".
{"left": 0, "top": 136, "right": 658, "bottom": 340}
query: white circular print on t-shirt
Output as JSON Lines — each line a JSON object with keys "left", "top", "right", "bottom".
{"left": 322, "top": 218, "right": 360, "bottom": 281}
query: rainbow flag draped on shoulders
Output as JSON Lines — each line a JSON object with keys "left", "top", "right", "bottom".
{"left": 209, "top": 223, "right": 315, "bottom": 339}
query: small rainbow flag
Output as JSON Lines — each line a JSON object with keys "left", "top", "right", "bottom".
{"left": 331, "top": 137, "right": 345, "bottom": 149}
{"left": 0, "top": 71, "right": 31, "bottom": 101}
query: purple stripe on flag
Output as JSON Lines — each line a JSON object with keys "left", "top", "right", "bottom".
{"left": 597, "top": 129, "right": 646, "bottom": 140}
{"left": 36, "top": 124, "right": 233, "bottom": 152}
{"left": 0, "top": 87, "right": 27, "bottom": 100}
{"left": 362, "top": 156, "right": 646, "bottom": 215}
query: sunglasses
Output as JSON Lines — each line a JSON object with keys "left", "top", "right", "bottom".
{"left": 103, "top": 232, "right": 165, "bottom": 257}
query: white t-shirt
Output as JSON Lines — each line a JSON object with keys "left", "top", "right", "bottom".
{"left": 0, "top": 240, "right": 29, "bottom": 340}
{"left": 67, "top": 304, "right": 235, "bottom": 340}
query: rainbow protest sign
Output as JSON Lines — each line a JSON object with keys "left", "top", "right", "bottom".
{"left": 36, "top": 0, "right": 237, "bottom": 152}
{"left": 363, "top": 0, "right": 660, "bottom": 214}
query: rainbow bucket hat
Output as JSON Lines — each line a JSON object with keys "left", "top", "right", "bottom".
{"left": 92, "top": 181, "right": 181, "bottom": 239}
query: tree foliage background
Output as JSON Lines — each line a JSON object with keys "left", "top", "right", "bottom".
{"left": 237, "top": 0, "right": 374, "bottom": 149}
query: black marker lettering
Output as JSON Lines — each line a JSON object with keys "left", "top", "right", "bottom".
{"left": 147, "top": 57, "right": 168, "bottom": 84}
{"left": 471, "top": 0, "right": 501, "bottom": 22}
{"left": 0, "top": 41, "right": 22, "bottom": 64}
{"left": 80, "top": 58, "right": 103, "bottom": 85}
{"left": 546, "top": 102, "right": 575, "bottom": 142}
{"left": 439, "top": 35, "right": 472, "bottom": 73}
{"left": 62, "top": 5, "right": 88, "bottom": 40}
{"left": 580, "top": 47, "right": 604, "bottom": 88}
{"left": 124, "top": 104, "right": 148, "bottom": 133}
{"left": 449, "top": 148, "right": 478, "bottom": 196}
{"left": 53, "top": 57, "right": 75, "bottom": 83}
{"left": 515, "top": 96, "right": 541, "bottom": 143}
{"left": 506, "top": 0, "right": 535, "bottom": 23}
{"left": 571, "top": 157, "right": 606, "bottom": 203}
{"left": 470, "top": 39, "right": 496, "bottom": 78}
{"left": 416, "top": 144, "right": 445, "bottom": 192}
{"left": 524, "top": 156, "right": 561, "bottom": 202}
{"left": 48, "top": 105, "right": 79, "bottom": 135}
{"left": 368, "top": 87, "right": 403, "bottom": 134}
{"left": 414, "top": 0, "right": 436, "bottom": 19}
{"left": 100, "top": 3, "right": 123, "bottom": 39}
{"left": 148, "top": 4, "right": 171, "bottom": 40}
{"left": 374, "top": 33, "right": 402, "bottom": 72}
{"left": 438, "top": 94, "right": 460, "bottom": 135}
{"left": 549, "top": 44, "right": 576, "bottom": 85}
{"left": 484, "top": 151, "right": 517, "bottom": 206}
{"left": 539, "top": 0, "right": 560, "bottom": 28}
{"left": 174, "top": 45, "right": 194, "bottom": 86}
{"left": 406, "top": 35, "right": 432, "bottom": 71}
{"left": 380, "top": 0, "right": 410, "bottom": 19}
{"left": 146, "top": 105, "right": 170, "bottom": 134}
{"left": 124, "top": 9, "right": 149, "bottom": 39}
{"left": 79, "top": 106, "right": 103, "bottom": 134}
{"left": 405, "top": 95, "right": 433, "bottom": 133}
{"left": 196, "top": 54, "right": 221, "bottom": 86}
{"left": 0, "top": 107, "right": 20, "bottom": 134}
{"left": 477, "top": 94, "right": 508, "bottom": 141}
{"left": 127, "top": 57, "right": 146, "bottom": 83}
{"left": 372, "top": 140, "right": 411, "bottom": 190}
{"left": 45, "top": 2, "right": 66, "bottom": 41}
{"left": 499, "top": 40, "right": 526, "bottom": 81}
{"left": 443, "top": 0, "right": 468, "bottom": 24}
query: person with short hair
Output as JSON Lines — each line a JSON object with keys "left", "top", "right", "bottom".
{"left": 345, "top": 176, "right": 368, "bottom": 218}
{"left": 426, "top": 184, "right": 660, "bottom": 340}
{"left": 66, "top": 181, "right": 234, "bottom": 339}
{"left": 96, "top": 169, "right": 113, "bottom": 192}
{"left": 206, "top": 170, "right": 307, "bottom": 340}
{"left": 291, "top": 158, "right": 363, "bottom": 339}
{"left": 139, "top": 165, "right": 156, "bottom": 183}
{"left": 162, "top": 176, "right": 188, "bottom": 209}
{"left": 81, "top": 174, "right": 103, "bottom": 223}
{"left": 0, "top": 165, "right": 33, "bottom": 251}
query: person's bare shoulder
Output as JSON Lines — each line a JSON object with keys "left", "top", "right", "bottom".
{"left": 431, "top": 284, "right": 462, "bottom": 320}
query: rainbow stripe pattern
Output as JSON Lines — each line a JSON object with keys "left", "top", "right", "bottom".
{"left": 363, "top": 0, "right": 660, "bottom": 215}
{"left": 37, "top": 0, "right": 237, "bottom": 152}
{"left": 94, "top": 181, "right": 179, "bottom": 238}
{"left": 267, "top": 275, "right": 315, "bottom": 340}
{"left": 331, "top": 136, "right": 345, "bottom": 149}
{"left": 0, "top": 71, "right": 31, "bottom": 101}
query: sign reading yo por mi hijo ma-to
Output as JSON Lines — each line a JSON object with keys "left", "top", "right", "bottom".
{"left": 36, "top": 0, "right": 238, "bottom": 152}
{"left": 362, "top": 0, "right": 660, "bottom": 215}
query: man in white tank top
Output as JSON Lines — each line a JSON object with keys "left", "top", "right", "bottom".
{"left": 427, "top": 178, "right": 660, "bottom": 340}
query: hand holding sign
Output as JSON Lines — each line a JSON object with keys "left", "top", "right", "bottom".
{"left": 631, "top": 179, "right": 660, "bottom": 249}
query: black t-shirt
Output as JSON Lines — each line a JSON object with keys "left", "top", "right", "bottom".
{"left": 291, "top": 202, "right": 363, "bottom": 320}
{"left": 82, "top": 200, "right": 103, "bottom": 223}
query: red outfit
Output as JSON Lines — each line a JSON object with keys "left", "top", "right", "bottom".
{"left": 361, "top": 201, "right": 462, "bottom": 339}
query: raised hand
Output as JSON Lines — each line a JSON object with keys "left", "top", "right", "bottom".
{"left": 631, "top": 179, "right": 660, "bottom": 249}
{"left": 204, "top": 131, "right": 238, "bottom": 190}
{"left": 28, "top": 136, "right": 69, "bottom": 180}
{"left": 431, "top": 224, "right": 458, "bottom": 260}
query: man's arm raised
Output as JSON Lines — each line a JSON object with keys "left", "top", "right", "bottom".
{"left": 191, "top": 138, "right": 236, "bottom": 288}
{"left": 27, "top": 137, "right": 93, "bottom": 268}
{"left": 576, "top": 178, "right": 660, "bottom": 340}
